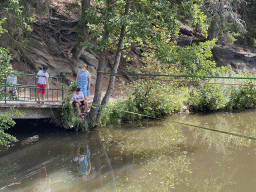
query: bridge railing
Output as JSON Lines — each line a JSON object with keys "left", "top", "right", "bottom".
{"left": 1, "top": 73, "right": 64, "bottom": 104}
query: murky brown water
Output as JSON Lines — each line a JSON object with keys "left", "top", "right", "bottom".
{"left": 1, "top": 111, "right": 256, "bottom": 191}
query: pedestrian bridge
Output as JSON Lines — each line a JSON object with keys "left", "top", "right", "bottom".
{"left": 0, "top": 73, "right": 64, "bottom": 121}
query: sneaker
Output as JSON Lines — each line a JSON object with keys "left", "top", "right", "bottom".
{"left": 41, "top": 101, "right": 44, "bottom": 105}
{"left": 79, "top": 114, "right": 84, "bottom": 119}
{"left": 36, "top": 101, "right": 40, "bottom": 104}
{"left": 83, "top": 110, "right": 88, "bottom": 114}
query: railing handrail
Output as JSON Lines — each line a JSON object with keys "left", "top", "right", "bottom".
{"left": 18, "top": 72, "right": 63, "bottom": 79}
{"left": 1, "top": 83, "right": 63, "bottom": 90}
{"left": 3, "top": 72, "right": 63, "bottom": 79}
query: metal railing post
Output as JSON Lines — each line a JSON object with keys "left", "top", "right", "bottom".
{"left": 62, "top": 76, "right": 64, "bottom": 102}
{"left": 4, "top": 76, "right": 7, "bottom": 104}
{"left": 35, "top": 75, "right": 37, "bottom": 102}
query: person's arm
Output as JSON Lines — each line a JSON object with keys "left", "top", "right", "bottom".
{"left": 88, "top": 73, "right": 91, "bottom": 90}
{"left": 76, "top": 72, "right": 79, "bottom": 83}
{"left": 73, "top": 93, "right": 77, "bottom": 102}
{"left": 88, "top": 159, "right": 91, "bottom": 174}
{"left": 46, "top": 78, "right": 49, "bottom": 89}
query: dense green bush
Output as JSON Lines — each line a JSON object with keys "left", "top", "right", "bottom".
{"left": 99, "top": 69, "right": 256, "bottom": 126}
{"left": 189, "top": 69, "right": 256, "bottom": 111}
{"left": 188, "top": 84, "right": 226, "bottom": 112}
{"left": 99, "top": 79, "right": 188, "bottom": 126}
{"left": 227, "top": 81, "right": 256, "bottom": 110}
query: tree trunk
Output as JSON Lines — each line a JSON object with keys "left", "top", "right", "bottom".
{"left": 208, "top": 19, "right": 218, "bottom": 40}
{"left": 87, "top": 50, "right": 108, "bottom": 128}
{"left": 96, "top": 1, "right": 131, "bottom": 123}
{"left": 87, "top": 0, "right": 114, "bottom": 128}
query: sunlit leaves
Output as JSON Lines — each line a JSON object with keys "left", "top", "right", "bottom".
{"left": 81, "top": 0, "right": 204, "bottom": 52}
{"left": 1, "top": 0, "right": 34, "bottom": 48}
{"left": 0, "top": 112, "right": 18, "bottom": 146}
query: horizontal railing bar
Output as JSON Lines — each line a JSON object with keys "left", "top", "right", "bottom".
{"left": 17, "top": 73, "right": 63, "bottom": 79}
{"left": 1, "top": 72, "right": 62, "bottom": 79}
{"left": 0, "top": 84, "right": 63, "bottom": 90}
{"left": 2, "top": 100, "right": 62, "bottom": 102}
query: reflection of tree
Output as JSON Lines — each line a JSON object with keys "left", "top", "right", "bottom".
{"left": 115, "top": 154, "right": 192, "bottom": 191}
{"left": 170, "top": 112, "right": 256, "bottom": 191}
{"left": 98, "top": 122, "right": 194, "bottom": 190}
{"left": 98, "top": 122, "right": 187, "bottom": 159}
{"left": 179, "top": 112, "right": 256, "bottom": 154}
{"left": 0, "top": 162, "right": 19, "bottom": 185}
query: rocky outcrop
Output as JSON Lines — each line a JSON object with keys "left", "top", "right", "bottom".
{"left": 20, "top": 17, "right": 99, "bottom": 86}
{"left": 212, "top": 44, "right": 256, "bottom": 72}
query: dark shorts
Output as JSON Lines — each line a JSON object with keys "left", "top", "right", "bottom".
{"left": 72, "top": 100, "right": 85, "bottom": 107}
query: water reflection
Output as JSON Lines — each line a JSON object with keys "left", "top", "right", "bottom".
{"left": 73, "top": 143, "right": 91, "bottom": 179}
{"left": 1, "top": 111, "right": 256, "bottom": 191}
{"left": 38, "top": 165, "right": 51, "bottom": 192}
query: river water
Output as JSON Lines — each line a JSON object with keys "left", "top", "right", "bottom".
{"left": 1, "top": 111, "right": 256, "bottom": 191}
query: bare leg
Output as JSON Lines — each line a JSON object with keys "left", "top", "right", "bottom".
{"left": 37, "top": 93, "right": 40, "bottom": 101}
{"left": 76, "top": 103, "right": 81, "bottom": 114}
{"left": 42, "top": 94, "right": 45, "bottom": 102}
{"left": 84, "top": 100, "right": 88, "bottom": 112}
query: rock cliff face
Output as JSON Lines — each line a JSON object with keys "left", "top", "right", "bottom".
{"left": 20, "top": 17, "right": 99, "bottom": 86}
{"left": 178, "top": 24, "right": 256, "bottom": 73}
{"left": 212, "top": 44, "right": 256, "bottom": 72}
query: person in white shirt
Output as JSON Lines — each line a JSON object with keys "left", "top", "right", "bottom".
{"left": 37, "top": 65, "right": 49, "bottom": 104}
{"left": 72, "top": 88, "right": 86, "bottom": 119}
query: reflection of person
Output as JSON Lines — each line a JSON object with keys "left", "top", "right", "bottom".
{"left": 39, "top": 165, "right": 51, "bottom": 192}
{"left": 37, "top": 65, "right": 49, "bottom": 104}
{"left": 76, "top": 64, "right": 91, "bottom": 113}
{"left": 72, "top": 88, "right": 86, "bottom": 119}
{"left": 73, "top": 145, "right": 91, "bottom": 179}
{"left": 0, "top": 66, "right": 17, "bottom": 99}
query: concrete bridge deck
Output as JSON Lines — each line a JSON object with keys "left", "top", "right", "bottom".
{"left": 0, "top": 101, "right": 62, "bottom": 120}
